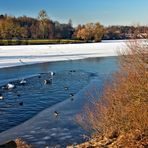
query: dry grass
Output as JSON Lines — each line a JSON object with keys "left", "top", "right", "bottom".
{"left": 76, "top": 40, "right": 148, "bottom": 141}
{"left": 15, "top": 138, "right": 32, "bottom": 148}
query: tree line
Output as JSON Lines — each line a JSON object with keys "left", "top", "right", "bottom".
{"left": 103, "top": 25, "right": 148, "bottom": 40}
{"left": 0, "top": 10, "right": 73, "bottom": 40}
{"left": 0, "top": 10, "right": 148, "bottom": 42}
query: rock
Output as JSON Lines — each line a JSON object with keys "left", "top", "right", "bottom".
{"left": 0, "top": 140, "right": 17, "bottom": 148}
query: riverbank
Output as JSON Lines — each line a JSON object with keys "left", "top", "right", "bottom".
{"left": 67, "top": 130, "right": 148, "bottom": 148}
{"left": 0, "top": 40, "right": 127, "bottom": 69}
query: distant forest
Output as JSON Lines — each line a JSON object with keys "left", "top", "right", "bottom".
{"left": 0, "top": 10, "right": 148, "bottom": 42}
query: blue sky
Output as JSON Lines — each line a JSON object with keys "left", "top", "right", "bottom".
{"left": 0, "top": 0, "right": 148, "bottom": 26}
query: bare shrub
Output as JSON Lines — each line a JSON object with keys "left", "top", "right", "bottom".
{"left": 76, "top": 39, "right": 148, "bottom": 137}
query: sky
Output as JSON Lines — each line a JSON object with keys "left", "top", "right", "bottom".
{"left": 0, "top": 0, "right": 148, "bottom": 26}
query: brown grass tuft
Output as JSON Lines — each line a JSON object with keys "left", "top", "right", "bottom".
{"left": 15, "top": 138, "right": 32, "bottom": 148}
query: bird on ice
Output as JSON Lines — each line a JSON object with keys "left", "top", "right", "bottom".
{"left": 54, "top": 111, "right": 59, "bottom": 117}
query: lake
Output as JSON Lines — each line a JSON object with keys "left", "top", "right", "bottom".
{"left": 0, "top": 56, "right": 118, "bottom": 147}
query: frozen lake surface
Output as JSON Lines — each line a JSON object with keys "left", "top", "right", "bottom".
{"left": 0, "top": 41, "right": 126, "bottom": 68}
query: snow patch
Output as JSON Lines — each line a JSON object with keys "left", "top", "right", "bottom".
{"left": 0, "top": 41, "right": 127, "bottom": 68}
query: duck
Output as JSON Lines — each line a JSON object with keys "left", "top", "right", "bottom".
{"left": 44, "top": 79, "right": 52, "bottom": 85}
{"left": 20, "top": 79, "right": 27, "bottom": 85}
{"left": 0, "top": 93, "right": 4, "bottom": 100}
{"left": 49, "top": 71, "right": 55, "bottom": 77}
{"left": 54, "top": 111, "right": 59, "bottom": 117}
{"left": 38, "top": 75, "right": 41, "bottom": 79}
{"left": 64, "top": 86, "right": 69, "bottom": 91}
{"left": 6, "top": 83, "right": 15, "bottom": 90}
{"left": 17, "top": 94, "right": 21, "bottom": 97}
{"left": 69, "top": 93, "right": 74, "bottom": 97}
{"left": 71, "top": 97, "right": 74, "bottom": 101}
{"left": 19, "top": 102, "right": 23, "bottom": 106}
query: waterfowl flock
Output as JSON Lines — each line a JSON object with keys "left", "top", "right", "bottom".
{"left": 0, "top": 71, "right": 55, "bottom": 109}
{"left": 0, "top": 70, "right": 77, "bottom": 115}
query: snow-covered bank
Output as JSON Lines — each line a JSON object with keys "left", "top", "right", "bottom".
{"left": 0, "top": 41, "right": 127, "bottom": 69}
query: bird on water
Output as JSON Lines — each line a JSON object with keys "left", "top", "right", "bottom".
{"left": 0, "top": 93, "right": 4, "bottom": 100}
{"left": 44, "top": 79, "right": 52, "bottom": 85}
{"left": 49, "top": 71, "right": 55, "bottom": 77}
{"left": 20, "top": 79, "right": 27, "bottom": 85}
{"left": 6, "top": 83, "right": 15, "bottom": 90}
{"left": 19, "top": 102, "right": 23, "bottom": 106}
